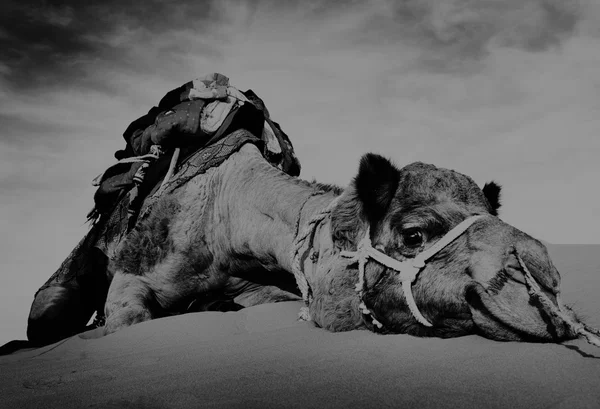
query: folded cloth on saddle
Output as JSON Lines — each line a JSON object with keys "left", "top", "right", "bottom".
{"left": 121, "top": 73, "right": 233, "bottom": 158}
{"left": 186, "top": 73, "right": 230, "bottom": 100}
{"left": 157, "top": 73, "right": 229, "bottom": 110}
{"left": 144, "top": 100, "right": 206, "bottom": 147}
{"left": 92, "top": 162, "right": 144, "bottom": 215}
{"left": 91, "top": 73, "right": 301, "bottom": 223}
{"left": 125, "top": 100, "right": 211, "bottom": 157}
{"left": 201, "top": 98, "right": 237, "bottom": 134}
{"left": 145, "top": 87, "right": 252, "bottom": 148}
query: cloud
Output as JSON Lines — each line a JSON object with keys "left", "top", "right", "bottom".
{"left": 0, "top": 0, "right": 228, "bottom": 91}
{"left": 0, "top": 0, "right": 586, "bottom": 92}
{"left": 0, "top": 0, "right": 597, "bottom": 233}
{"left": 279, "top": 0, "right": 582, "bottom": 74}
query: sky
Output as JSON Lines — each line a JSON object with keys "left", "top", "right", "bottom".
{"left": 1, "top": 0, "right": 599, "bottom": 345}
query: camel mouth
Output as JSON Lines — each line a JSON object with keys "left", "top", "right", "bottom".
{"left": 465, "top": 283, "right": 571, "bottom": 342}
{"left": 463, "top": 249, "right": 600, "bottom": 345}
{"left": 458, "top": 239, "right": 589, "bottom": 343}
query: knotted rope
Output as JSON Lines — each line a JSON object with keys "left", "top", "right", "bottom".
{"left": 291, "top": 195, "right": 341, "bottom": 321}
{"left": 513, "top": 249, "right": 600, "bottom": 348}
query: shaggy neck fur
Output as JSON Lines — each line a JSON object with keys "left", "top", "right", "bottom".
{"left": 212, "top": 145, "right": 340, "bottom": 277}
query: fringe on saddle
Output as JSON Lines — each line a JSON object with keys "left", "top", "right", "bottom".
{"left": 87, "top": 73, "right": 301, "bottom": 232}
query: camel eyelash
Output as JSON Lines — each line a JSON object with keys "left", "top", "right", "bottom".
{"left": 397, "top": 219, "right": 445, "bottom": 240}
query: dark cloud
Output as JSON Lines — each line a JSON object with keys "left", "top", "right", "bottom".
{"left": 0, "top": 0, "right": 229, "bottom": 91}
{"left": 0, "top": 0, "right": 585, "bottom": 91}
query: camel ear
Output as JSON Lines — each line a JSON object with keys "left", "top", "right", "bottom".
{"left": 330, "top": 154, "right": 400, "bottom": 250}
{"left": 354, "top": 153, "right": 400, "bottom": 225}
{"left": 482, "top": 182, "right": 501, "bottom": 216}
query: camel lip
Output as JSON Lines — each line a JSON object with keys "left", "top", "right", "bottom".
{"left": 465, "top": 283, "right": 574, "bottom": 342}
{"left": 503, "top": 266, "right": 527, "bottom": 285}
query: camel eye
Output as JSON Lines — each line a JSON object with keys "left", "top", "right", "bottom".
{"left": 402, "top": 228, "right": 424, "bottom": 249}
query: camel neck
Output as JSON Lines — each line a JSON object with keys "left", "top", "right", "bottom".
{"left": 217, "top": 146, "right": 339, "bottom": 273}
{"left": 280, "top": 190, "right": 340, "bottom": 271}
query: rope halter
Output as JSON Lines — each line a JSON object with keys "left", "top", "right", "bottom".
{"left": 341, "top": 215, "right": 485, "bottom": 329}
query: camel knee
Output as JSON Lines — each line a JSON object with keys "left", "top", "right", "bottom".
{"left": 104, "top": 273, "right": 156, "bottom": 334}
{"left": 104, "top": 304, "right": 153, "bottom": 334}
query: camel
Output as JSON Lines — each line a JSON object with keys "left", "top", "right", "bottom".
{"left": 27, "top": 129, "right": 600, "bottom": 346}
{"left": 93, "top": 133, "right": 596, "bottom": 343}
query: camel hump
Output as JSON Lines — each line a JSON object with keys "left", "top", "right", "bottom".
{"left": 90, "top": 74, "right": 300, "bottom": 225}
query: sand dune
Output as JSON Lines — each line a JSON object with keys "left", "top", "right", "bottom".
{"left": 1, "top": 243, "right": 599, "bottom": 409}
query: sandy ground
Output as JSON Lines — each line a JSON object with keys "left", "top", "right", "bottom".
{"left": 1, "top": 243, "right": 599, "bottom": 409}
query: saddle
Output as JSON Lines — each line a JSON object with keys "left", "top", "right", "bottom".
{"left": 89, "top": 73, "right": 301, "bottom": 230}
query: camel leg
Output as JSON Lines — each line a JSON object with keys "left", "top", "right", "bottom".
{"left": 104, "top": 272, "right": 155, "bottom": 334}
{"left": 28, "top": 284, "right": 95, "bottom": 345}
{"left": 234, "top": 285, "right": 301, "bottom": 307}
{"left": 27, "top": 245, "right": 109, "bottom": 345}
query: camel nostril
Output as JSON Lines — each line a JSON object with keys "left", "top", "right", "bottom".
{"left": 503, "top": 252, "right": 526, "bottom": 285}
{"left": 504, "top": 266, "right": 526, "bottom": 285}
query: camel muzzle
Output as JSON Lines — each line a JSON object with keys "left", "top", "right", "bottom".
{"left": 468, "top": 237, "right": 600, "bottom": 346}
{"left": 512, "top": 250, "right": 600, "bottom": 347}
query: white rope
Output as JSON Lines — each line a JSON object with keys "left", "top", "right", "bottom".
{"left": 417, "top": 215, "right": 485, "bottom": 264}
{"left": 155, "top": 147, "right": 181, "bottom": 195}
{"left": 341, "top": 215, "right": 485, "bottom": 328}
{"left": 91, "top": 145, "right": 164, "bottom": 186}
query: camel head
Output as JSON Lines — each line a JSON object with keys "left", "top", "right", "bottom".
{"left": 308, "top": 154, "right": 596, "bottom": 343}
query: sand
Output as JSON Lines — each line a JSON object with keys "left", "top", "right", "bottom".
{"left": 1, "top": 243, "right": 599, "bottom": 409}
